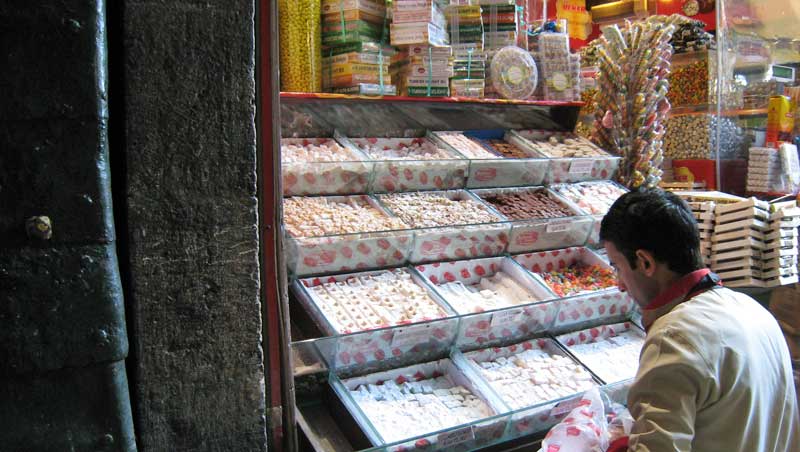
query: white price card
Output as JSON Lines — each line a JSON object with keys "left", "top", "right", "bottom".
{"left": 550, "top": 394, "right": 587, "bottom": 416}
{"left": 490, "top": 307, "right": 524, "bottom": 327}
{"left": 391, "top": 323, "right": 433, "bottom": 348}
{"left": 437, "top": 425, "right": 475, "bottom": 448}
{"left": 546, "top": 220, "right": 573, "bottom": 233}
{"left": 569, "top": 159, "right": 595, "bottom": 175}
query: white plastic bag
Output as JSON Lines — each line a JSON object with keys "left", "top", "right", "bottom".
{"left": 541, "top": 387, "right": 609, "bottom": 452}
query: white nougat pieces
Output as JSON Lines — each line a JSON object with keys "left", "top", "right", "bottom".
{"left": 350, "top": 375, "right": 493, "bottom": 443}
{"left": 281, "top": 140, "right": 359, "bottom": 163}
{"left": 436, "top": 271, "right": 536, "bottom": 313}
{"left": 565, "top": 330, "right": 644, "bottom": 383}
{"left": 283, "top": 196, "right": 407, "bottom": 237}
{"left": 311, "top": 269, "right": 447, "bottom": 333}
{"left": 472, "top": 348, "right": 595, "bottom": 410}
{"left": 380, "top": 192, "right": 498, "bottom": 228}
{"left": 359, "top": 139, "right": 452, "bottom": 160}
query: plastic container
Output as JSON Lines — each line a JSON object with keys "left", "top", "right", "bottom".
{"left": 454, "top": 129, "right": 551, "bottom": 188}
{"left": 489, "top": 46, "right": 538, "bottom": 100}
{"left": 278, "top": 0, "right": 322, "bottom": 92}
{"left": 554, "top": 321, "right": 645, "bottom": 384}
{"left": 378, "top": 190, "right": 511, "bottom": 264}
{"left": 341, "top": 135, "right": 469, "bottom": 193}
{"left": 281, "top": 137, "right": 372, "bottom": 195}
{"left": 471, "top": 186, "right": 594, "bottom": 253}
{"left": 413, "top": 256, "right": 557, "bottom": 349}
{"left": 512, "top": 247, "right": 635, "bottom": 331}
{"left": 549, "top": 180, "right": 629, "bottom": 246}
{"left": 331, "top": 358, "right": 509, "bottom": 451}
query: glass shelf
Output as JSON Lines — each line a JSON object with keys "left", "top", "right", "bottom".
{"left": 280, "top": 92, "right": 586, "bottom": 107}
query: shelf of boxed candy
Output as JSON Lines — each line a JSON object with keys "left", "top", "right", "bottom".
{"left": 290, "top": 247, "right": 642, "bottom": 451}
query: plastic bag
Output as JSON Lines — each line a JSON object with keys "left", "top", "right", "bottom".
{"left": 541, "top": 387, "right": 609, "bottom": 452}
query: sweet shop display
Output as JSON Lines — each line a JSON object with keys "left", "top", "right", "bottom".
{"left": 281, "top": 138, "right": 371, "bottom": 195}
{"left": 536, "top": 263, "right": 616, "bottom": 298}
{"left": 688, "top": 201, "right": 715, "bottom": 265}
{"left": 663, "top": 114, "right": 749, "bottom": 160}
{"left": 297, "top": 268, "right": 450, "bottom": 334}
{"left": 279, "top": 0, "right": 322, "bottom": 92}
{"left": 550, "top": 181, "right": 627, "bottom": 216}
{"left": 461, "top": 338, "right": 596, "bottom": 411}
{"left": 512, "top": 130, "right": 609, "bottom": 159}
{"left": 488, "top": 46, "right": 538, "bottom": 100}
{"left": 453, "top": 131, "right": 550, "bottom": 189}
{"left": 379, "top": 191, "right": 499, "bottom": 228}
{"left": 668, "top": 17, "right": 715, "bottom": 54}
{"left": 345, "top": 136, "right": 468, "bottom": 192}
{"left": 478, "top": 188, "right": 574, "bottom": 220}
{"left": 283, "top": 195, "right": 407, "bottom": 237}
{"left": 556, "top": 322, "right": 645, "bottom": 384}
{"left": 339, "top": 359, "right": 503, "bottom": 446}
{"left": 477, "top": 137, "right": 534, "bottom": 159}
{"left": 446, "top": 5, "right": 486, "bottom": 98}
{"left": 530, "top": 33, "right": 581, "bottom": 102}
{"left": 747, "top": 147, "right": 788, "bottom": 193}
{"left": 711, "top": 198, "right": 772, "bottom": 287}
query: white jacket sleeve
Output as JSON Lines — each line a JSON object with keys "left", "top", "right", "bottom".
{"left": 627, "top": 326, "right": 714, "bottom": 452}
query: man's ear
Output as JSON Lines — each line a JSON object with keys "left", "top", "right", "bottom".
{"left": 635, "top": 249, "right": 657, "bottom": 277}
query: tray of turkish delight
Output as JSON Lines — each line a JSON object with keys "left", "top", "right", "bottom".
{"left": 292, "top": 268, "right": 459, "bottom": 373}
{"left": 508, "top": 129, "right": 620, "bottom": 184}
{"left": 414, "top": 257, "right": 557, "bottom": 349}
{"left": 472, "top": 186, "right": 594, "bottom": 253}
{"left": 513, "top": 247, "right": 635, "bottom": 331}
{"left": 549, "top": 181, "right": 629, "bottom": 246}
{"left": 554, "top": 321, "right": 645, "bottom": 385}
{"left": 281, "top": 137, "right": 373, "bottom": 196}
{"left": 331, "top": 358, "right": 509, "bottom": 451}
{"left": 341, "top": 135, "right": 468, "bottom": 192}
{"left": 378, "top": 190, "right": 511, "bottom": 264}
{"left": 444, "top": 129, "right": 550, "bottom": 189}
{"left": 283, "top": 195, "right": 413, "bottom": 276}
{"left": 453, "top": 337, "right": 598, "bottom": 440}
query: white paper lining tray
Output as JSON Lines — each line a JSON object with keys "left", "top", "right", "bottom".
{"left": 554, "top": 321, "right": 645, "bottom": 385}
{"left": 471, "top": 186, "right": 594, "bottom": 253}
{"left": 508, "top": 129, "right": 620, "bottom": 184}
{"left": 414, "top": 257, "right": 558, "bottom": 350}
{"left": 512, "top": 247, "right": 635, "bottom": 331}
{"left": 447, "top": 130, "right": 551, "bottom": 189}
{"left": 292, "top": 268, "right": 459, "bottom": 373}
{"left": 331, "top": 358, "right": 509, "bottom": 451}
{"left": 341, "top": 136, "right": 469, "bottom": 193}
{"left": 453, "top": 337, "right": 600, "bottom": 441}
{"left": 284, "top": 195, "right": 415, "bottom": 277}
{"left": 377, "top": 190, "right": 512, "bottom": 264}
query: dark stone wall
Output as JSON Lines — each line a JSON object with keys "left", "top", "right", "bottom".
{"left": 120, "top": 1, "right": 266, "bottom": 451}
{"left": 0, "top": 1, "right": 136, "bottom": 451}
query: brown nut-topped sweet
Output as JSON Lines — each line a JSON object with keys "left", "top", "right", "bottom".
{"left": 482, "top": 191, "right": 573, "bottom": 220}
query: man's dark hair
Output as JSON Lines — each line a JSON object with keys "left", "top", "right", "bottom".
{"left": 600, "top": 189, "right": 704, "bottom": 275}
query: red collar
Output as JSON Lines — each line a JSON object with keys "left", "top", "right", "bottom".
{"left": 645, "top": 269, "right": 712, "bottom": 310}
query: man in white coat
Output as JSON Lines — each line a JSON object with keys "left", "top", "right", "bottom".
{"left": 600, "top": 189, "right": 799, "bottom": 452}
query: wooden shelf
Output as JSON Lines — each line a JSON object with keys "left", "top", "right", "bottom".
{"left": 280, "top": 92, "right": 585, "bottom": 107}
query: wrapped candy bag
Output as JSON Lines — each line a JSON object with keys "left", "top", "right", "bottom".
{"left": 541, "top": 387, "right": 609, "bottom": 452}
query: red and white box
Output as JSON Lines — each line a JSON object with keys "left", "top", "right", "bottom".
{"left": 343, "top": 136, "right": 468, "bottom": 193}
{"left": 471, "top": 186, "right": 594, "bottom": 253}
{"left": 555, "top": 321, "right": 645, "bottom": 384}
{"left": 512, "top": 247, "right": 635, "bottom": 330}
{"left": 549, "top": 181, "right": 629, "bottom": 246}
{"left": 281, "top": 137, "right": 372, "bottom": 196}
{"left": 414, "top": 257, "right": 557, "bottom": 348}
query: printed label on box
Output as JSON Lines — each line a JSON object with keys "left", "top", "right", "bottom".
{"left": 438, "top": 425, "right": 475, "bottom": 448}
{"left": 569, "top": 160, "right": 594, "bottom": 175}
{"left": 550, "top": 394, "right": 586, "bottom": 416}
{"left": 546, "top": 220, "right": 573, "bottom": 233}
{"left": 391, "top": 323, "right": 434, "bottom": 348}
{"left": 490, "top": 307, "right": 524, "bottom": 327}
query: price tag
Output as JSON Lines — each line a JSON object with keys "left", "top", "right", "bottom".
{"left": 391, "top": 323, "right": 433, "bottom": 348}
{"left": 550, "top": 394, "right": 587, "bottom": 416}
{"left": 490, "top": 308, "right": 524, "bottom": 327}
{"left": 569, "top": 159, "right": 594, "bottom": 175}
{"left": 437, "top": 425, "right": 475, "bottom": 448}
{"left": 546, "top": 220, "right": 573, "bottom": 233}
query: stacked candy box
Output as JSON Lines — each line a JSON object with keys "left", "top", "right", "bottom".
{"left": 332, "top": 358, "right": 508, "bottom": 451}
{"left": 472, "top": 186, "right": 593, "bottom": 253}
{"left": 444, "top": 129, "right": 549, "bottom": 189}
{"left": 554, "top": 322, "right": 645, "bottom": 385}
{"left": 513, "top": 247, "right": 634, "bottom": 331}
{"left": 549, "top": 181, "right": 629, "bottom": 247}
{"left": 762, "top": 206, "right": 800, "bottom": 287}
{"left": 454, "top": 337, "right": 598, "bottom": 440}
{"left": 283, "top": 195, "right": 413, "bottom": 276}
{"left": 414, "top": 257, "right": 556, "bottom": 349}
{"left": 688, "top": 201, "right": 716, "bottom": 266}
{"left": 711, "top": 198, "right": 771, "bottom": 287}
{"left": 342, "top": 136, "right": 468, "bottom": 192}
{"left": 293, "top": 268, "right": 459, "bottom": 373}
{"left": 378, "top": 190, "right": 511, "bottom": 264}
{"left": 281, "top": 137, "right": 373, "bottom": 195}
{"left": 508, "top": 129, "right": 620, "bottom": 184}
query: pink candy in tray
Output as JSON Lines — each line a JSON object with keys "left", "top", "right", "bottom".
{"left": 280, "top": 137, "right": 372, "bottom": 196}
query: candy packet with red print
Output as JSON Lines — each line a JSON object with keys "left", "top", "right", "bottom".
{"left": 540, "top": 387, "right": 609, "bottom": 452}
